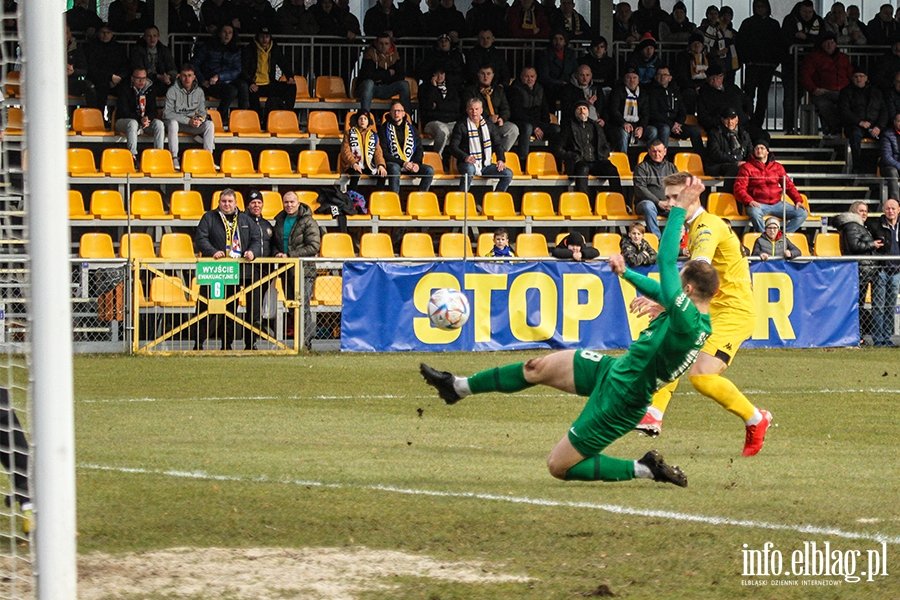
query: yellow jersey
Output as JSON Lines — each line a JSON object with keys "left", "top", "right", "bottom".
{"left": 687, "top": 208, "right": 755, "bottom": 318}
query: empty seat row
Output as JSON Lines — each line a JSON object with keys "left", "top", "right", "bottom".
{"left": 79, "top": 232, "right": 196, "bottom": 260}
{"left": 743, "top": 231, "right": 841, "bottom": 257}
{"left": 69, "top": 189, "right": 289, "bottom": 220}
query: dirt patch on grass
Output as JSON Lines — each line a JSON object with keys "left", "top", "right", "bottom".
{"left": 71, "top": 546, "right": 530, "bottom": 599}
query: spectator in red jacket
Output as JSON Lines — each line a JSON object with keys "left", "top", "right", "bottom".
{"left": 799, "top": 31, "right": 852, "bottom": 135}
{"left": 733, "top": 140, "right": 807, "bottom": 232}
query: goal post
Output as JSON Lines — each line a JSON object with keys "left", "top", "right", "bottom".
{"left": 22, "top": 1, "right": 77, "bottom": 598}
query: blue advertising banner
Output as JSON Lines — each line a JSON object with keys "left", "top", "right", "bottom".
{"left": 341, "top": 260, "right": 859, "bottom": 352}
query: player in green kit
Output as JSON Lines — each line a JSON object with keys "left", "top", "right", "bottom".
{"left": 421, "top": 176, "right": 719, "bottom": 487}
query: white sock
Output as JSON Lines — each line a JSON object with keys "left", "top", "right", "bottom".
{"left": 633, "top": 461, "right": 652, "bottom": 479}
{"left": 453, "top": 376, "right": 471, "bottom": 398}
{"left": 745, "top": 409, "right": 763, "bottom": 427}
{"left": 646, "top": 406, "right": 664, "bottom": 420}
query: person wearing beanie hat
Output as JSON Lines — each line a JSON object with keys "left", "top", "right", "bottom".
{"left": 554, "top": 99, "right": 622, "bottom": 196}
{"left": 625, "top": 32, "right": 660, "bottom": 84}
{"left": 839, "top": 65, "right": 886, "bottom": 171}
{"left": 659, "top": 0, "right": 695, "bottom": 43}
{"left": 733, "top": 138, "right": 807, "bottom": 232}
{"left": 799, "top": 29, "right": 852, "bottom": 135}
{"left": 422, "top": 175, "right": 721, "bottom": 486}
{"left": 703, "top": 105, "right": 751, "bottom": 192}
{"left": 607, "top": 68, "right": 658, "bottom": 153}
{"left": 673, "top": 31, "right": 709, "bottom": 114}
{"left": 551, "top": 231, "right": 600, "bottom": 261}
{"left": 243, "top": 189, "right": 275, "bottom": 350}
{"left": 751, "top": 217, "right": 803, "bottom": 261}
{"left": 736, "top": 0, "right": 783, "bottom": 129}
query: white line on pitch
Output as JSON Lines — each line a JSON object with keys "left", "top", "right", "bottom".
{"left": 78, "top": 463, "right": 900, "bottom": 546}
{"left": 77, "top": 388, "right": 900, "bottom": 403}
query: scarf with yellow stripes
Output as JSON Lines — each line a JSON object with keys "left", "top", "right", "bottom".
{"left": 466, "top": 116, "right": 492, "bottom": 175}
{"left": 348, "top": 126, "right": 379, "bottom": 174}
{"left": 386, "top": 121, "right": 416, "bottom": 163}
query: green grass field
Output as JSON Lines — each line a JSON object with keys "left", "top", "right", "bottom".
{"left": 71, "top": 348, "right": 900, "bottom": 599}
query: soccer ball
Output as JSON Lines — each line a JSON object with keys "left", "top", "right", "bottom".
{"left": 427, "top": 288, "right": 470, "bottom": 330}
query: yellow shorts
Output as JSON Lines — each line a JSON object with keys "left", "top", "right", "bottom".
{"left": 702, "top": 309, "right": 755, "bottom": 366}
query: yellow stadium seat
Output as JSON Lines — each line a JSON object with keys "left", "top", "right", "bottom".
{"left": 258, "top": 149, "right": 302, "bottom": 178}
{"left": 119, "top": 232, "right": 157, "bottom": 259}
{"left": 294, "top": 75, "right": 312, "bottom": 101}
{"left": 311, "top": 275, "right": 343, "bottom": 306}
{"left": 314, "top": 76, "right": 352, "bottom": 102}
{"left": 140, "top": 148, "right": 181, "bottom": 177}
{"left": 211, "top": 190, "right": 245, "bottom": 211}
{"left": 501, "top": 152, "right": 533, "bottom": 179}
{"left": 130, "top": 189, "right": 173, "bottom": 220}
{"left": 68, "top": 148, "right": 101, "bottom": 177}
{"left": 79, "top": 232, "right": 116, "bottom": 258}
{"left": 295, "top": 190, "right": 322, "bottom": 215}
{"left": 150, "top": 275, "right": 195, "bottom": 307}
{"left": 319, "top": 232, "right": 355, "bottom": 258}
{"left": 90, "top": 190, "right": 128, "bottom": 219}
{"left": 592, "top": 233, "right": 621, "bottom": 256}
{"left": 476, "top": 232, "right": 495, "bottom": 256}
{"left": 5, "top": 71, "right": 19, "bottom": 99}
{"left": 559, "top": 191, "right": 602, "bottom": 220}
{"left": 100, "top": 148, "right": 143, "bottom": 177}
{"left": 267, "top": 110, "right": 307, "bottom": 138}
{"left": 406, "top": 191, "right": 449, "bottom": 220}
{"left": 307, "top": 110, "right": 343, "bottom": 138}
{"left": 742, "top": 232, "right": 761, "bottom": 250}
{"left": 72, "top": 108, "right": 113, "bottom": 135}
{"left": 444, "top": 191, "right": 486, "bottom": 220}
{"left": 644, "top": 232, "right": 659, "bottom": 251}
{"left": 483, "top": 191, "right": 524, "bottom": 220}
{"left": 400, "top": 232, "right": 435, "bottom": 258}
{"left": 515, "top": 233, "right": 549, "bottom": 258}
{"left": 170, "top": 190, "right": 205, "bottom": 219}
{"left": 707, "top": 192, "right": 741, "bottom": 218}
{"left": 799, "top": 193, "right": 822, "bottom": 224}
{"left": 786, "top": 232, "right": 810, "bottom": 256}
{"left": 261, "top": 190, "right": 282, "bottom": 219}
{"left": 814, "top": 232, "right": 841, "bottom": 257}
{"left": 421, "top": 151, "right": 455, "bottom": 181}
{"left": 526, "top": 151, "right": 566, "bottom": 179}
{"left": 6, "top": 107, "right": 22, "bottom": 135}
{"left": 359, "top": 232, "right": 395, "bottom": 258}
{"left": 159, "top": 232, "right": 196, "bottom": 259}
{"left": 69, "top": 190, "right": 92, "bottom": 220}
{"left": 522, "top": 191, "right": 564, "bottom": 220}
{"left": 438, "top": 232, "right": 473, "bottom": 257}
{"left": 369, "top": 191, "right": 406, "bottom": 220}
{"left": 673, "top": 152, "right": 711, "bottom": 179}
{"left": 555, "top": 232, "right": 569, "bottom": 245}
{"left": 181, "top": 148, "right": 224, "bottom": 178}
{"left": 595, "top": 191, "right": 631, "bottom": 219}
{"left": 220, "top": 149, "right": 263, "bottom": 178}
{"left": 608, "top": 152, "right": 633, "bottom": 180}
{"left": 298, "top": 150, "right": 340, "bottom": 179}
{"left": 228, "top": 109, "right": 269, "bottom": 137}
{"left": 206, "top": 109, "right": 233, "bottom": 137}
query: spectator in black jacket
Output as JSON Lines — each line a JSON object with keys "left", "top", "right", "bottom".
{"left": 696, "top": 62, "right": 754, "bottom": 137}
{"left": 832, "top": 200, "right": 879, "bottom": 343}
{"left": 234, "top": 0, "right": 278, "bottom": 35}
{"left": 415, "top": 33, "right": 466, "bottom": 87}
{"left": 424, "top": 0, "right": 467, "bottom": 42}
{"left": 647, "top": 64, "right": 703, "bottom": 154}
{"left": 867, "top": 3, "right": 900, "bottom": 45}
{"left": 633, "top": 0, "right": 668, "bottom": 39}
{"left": 364, "top": 0, "right": 400, "bottom": 37}
{"left": 201, "top": 0, "right": 239, "bottom": 34}
{"left": 871, "top": 36, "right": 900, "bottom": 95}
{"left": 737, "top": 0, "right": 783, "bottom": 129}
{"left": 552, "top": 232, "right": 599, "bottom": 261}
{"left": 658, "top": 1, "right": 694, "bottom": 43}
{"left": 866, "top": 197, "right": 900, "bottom": 346}
{"left": 607, "top": 68, "right": 656, "bottom": 153}
{"left": 465, "top": 28, "right": 512, "bottom": 88}
{"left": 114, "top": 67, "right": 165, "bottom": 161}
{"left": 241, "top": 28, "right": 296, "bottom": 117}
{"left": 578, "top": 37, "right": 617, "bottom": 89}
{"left": 130, "top": 26, "right": 178, "bottom": 98}
{"left": 107, "top": 0, "right": 153, "bottom": 35}
{"left": 781, "top": 0, "right": 824, "bottom": 134}
{"left": 85, "top": 25, "right": 130, "bottom": 113}
{"left": 673, "top": 32, "right": 710, "bottom": 115}
{"left": 704, "top": 107, "right": 751, "bottom": 191}
{"left": 553, "top": 100, "right": 622, "bottom": 195}
{"left": 466, "top": 0, "right": 507, "bottom": 37}
{"left": 447, "top": 98, "right": 513, "bottom": 192}
{"left": 550, "top": 0, "right": 591, "bottom": 40}
{"left": 841, "top": 66, "right": 886, "bottom": 172}
{"left": 169, "top": 0, "right": 202, "bottom": 33}
{"left": 66, "top": 0, "right": 103, "bottom": 40}
{"left": 66, "top": 25, "right": 98, "bottom": 108}
{"left": 358, "top": 33, "right": 411, "bottom": 114}
{"left": 420, "top": 67, "right": 462, "bottom": 161}
{"left": 509, "top": 66, "right": 559, "bottom": 163}
{"left": 312, "top": 0, "right": 360, "bottom": 38}
{"left": 276, "top": 0, "right": 320, "bottom": 35}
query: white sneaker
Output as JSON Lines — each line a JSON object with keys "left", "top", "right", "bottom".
{"left": 173, "top": 158, "right": 181, "bottom": 171}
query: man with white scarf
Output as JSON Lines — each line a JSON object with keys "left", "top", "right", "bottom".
{"left": 607, "top": 68, "right": 657, "bottom": 153}
{"left": 379, "top": 101, "right": 434, "bottom": 196}
{"left": 447, "top": 97, "right": 513, "bottom": 192}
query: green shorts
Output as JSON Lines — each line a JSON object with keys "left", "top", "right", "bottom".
{"left": 567, "top": 350, "right": 648, "bottom": 457}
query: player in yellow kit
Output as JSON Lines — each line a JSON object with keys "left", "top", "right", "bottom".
{"left": 633, "top": 171, "right": 772, "bottom": 456}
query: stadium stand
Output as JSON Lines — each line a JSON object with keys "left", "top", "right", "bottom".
{"left": 400, "top": 232, "right": 436, "bottom": 258}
